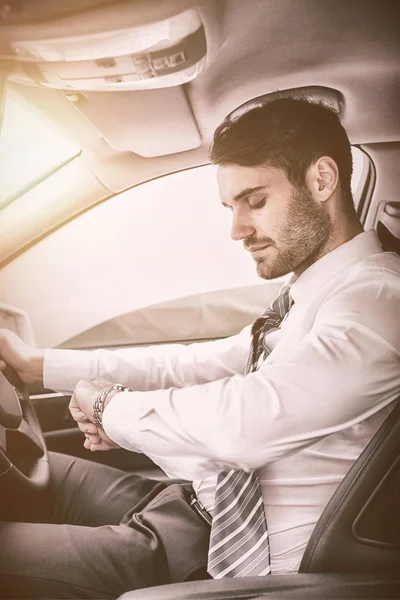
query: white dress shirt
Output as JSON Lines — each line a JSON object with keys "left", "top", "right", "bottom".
{"left": 44, "top": 230, "right": 400, "bottom": 574}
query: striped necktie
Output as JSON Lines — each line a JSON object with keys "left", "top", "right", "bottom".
{"left": 207, "top": 285, "right": 293, "bottom": 578}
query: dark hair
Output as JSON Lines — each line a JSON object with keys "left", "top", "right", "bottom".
{"left": 210, "top": 97, "right": 353, "bottom": 203}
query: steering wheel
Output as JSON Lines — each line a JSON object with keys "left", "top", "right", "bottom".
{"left": 0, "top": 364, "right": 50, "bottom": 493}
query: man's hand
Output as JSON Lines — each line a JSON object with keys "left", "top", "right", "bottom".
{"left": 0, "top": 329, "right": 44, "bottom": 384}
{"left": 69, "top": 380, "right": 120, "bottom": 452}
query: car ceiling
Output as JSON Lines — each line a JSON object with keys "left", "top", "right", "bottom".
{"left": 0, "top": 0, "right": 399, "bottom": 264}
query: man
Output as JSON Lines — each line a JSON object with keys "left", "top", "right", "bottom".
{"left": 0, "top": 98, "right": 399, "bottom": 598}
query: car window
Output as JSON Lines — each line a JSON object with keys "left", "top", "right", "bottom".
{"left": 0, "top": 146, "right": 370, "bottom": 349}
{"left": 351, "top": 147, "right": 367, "bottom": 198}
{"left": 0, "top": 87, "right": 80, "bottom": 208}
{"left": 59, "top": 146, "right": 370, "bottom": 349}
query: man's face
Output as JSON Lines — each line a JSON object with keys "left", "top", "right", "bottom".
{"left": 217, "top": 163, "right": 333, "bottom": 279}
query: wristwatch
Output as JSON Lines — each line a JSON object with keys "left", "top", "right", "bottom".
{"left": 92, "top": 383, "right": 133, "bottom": 431}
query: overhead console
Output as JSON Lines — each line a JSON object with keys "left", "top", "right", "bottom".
{"left": 0, "top": 1, "right": 222, "bottom": 156}
{"left": 0, "top": 0, "right": 221, "bottom": 92}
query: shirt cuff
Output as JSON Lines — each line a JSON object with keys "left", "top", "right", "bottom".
{"left": 43, "top": 348, "right": 94, "bottom": 393}
{"left": 102, "top": 390, "right": 152, "bottom": 453}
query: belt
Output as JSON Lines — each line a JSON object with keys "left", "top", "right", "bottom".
{"left": 189, "top": 493, "right": 212, "bottom": 527}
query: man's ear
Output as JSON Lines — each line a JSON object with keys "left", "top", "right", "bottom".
{"left": 307, "top": 156, "right": 339, "bottom": 202}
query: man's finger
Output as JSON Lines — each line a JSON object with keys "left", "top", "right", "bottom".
{"left": 90, "top": 441, "right": 110, "bottom": 452}
{"left": 70, "top": 408, "right": 90, "bottom": 423}
{"left": 83, "top": 437, "right": 109, "bottom": 452}
{"left": 78, "top": 421, "right": 98, "bottom": 435}
{"left": 84, "top": 432, "right": 100, "bottom": 445}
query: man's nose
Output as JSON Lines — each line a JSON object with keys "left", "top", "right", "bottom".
{"left": 230, "top": 208, "right": 255, "bottom": 241}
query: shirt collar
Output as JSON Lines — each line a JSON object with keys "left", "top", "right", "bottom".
{"left": 289, "top": 230, "right": 383, "bottom": 306}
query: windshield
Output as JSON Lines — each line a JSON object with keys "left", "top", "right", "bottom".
{"left": 0, "top": 86, "right": 80, "bottom": 209}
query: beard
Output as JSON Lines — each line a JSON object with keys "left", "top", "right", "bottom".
{"left": 251, "top": 185, "right": 334, "bottom": 280}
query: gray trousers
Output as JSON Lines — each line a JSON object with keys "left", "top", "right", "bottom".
{"left": 0, "top": 452, "right": 211, "bottom": 599}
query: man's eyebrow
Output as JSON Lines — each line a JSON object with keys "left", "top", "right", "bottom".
{"left": 221, "top": 185, "right": 268, "bottom": 207}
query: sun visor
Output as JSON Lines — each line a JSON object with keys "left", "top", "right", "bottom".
{"left": 65, "top": 87, "right": 201, "bottom": 156}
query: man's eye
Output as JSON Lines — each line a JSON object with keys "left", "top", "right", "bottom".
{"left": 250, "top": 198, "right": 266, "bottom": 209}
